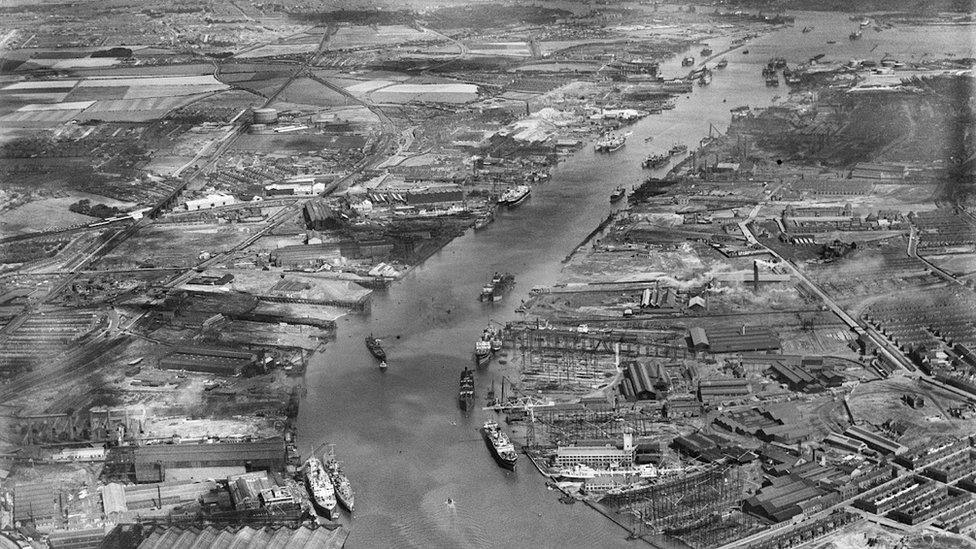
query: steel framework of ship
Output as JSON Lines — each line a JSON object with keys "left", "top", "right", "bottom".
{"left": 602, "top": 465, "right": 743, "bottom": 541}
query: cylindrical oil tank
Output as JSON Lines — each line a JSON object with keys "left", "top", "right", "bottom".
{"left": 253, "top": 107, "right": 278, "bottom": 124}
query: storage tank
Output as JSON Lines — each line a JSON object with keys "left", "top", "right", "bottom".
{"left": 253, "top": 108, "right": 278, "bottom": 124}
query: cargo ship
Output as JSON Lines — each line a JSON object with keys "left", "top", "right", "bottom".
{"left": 475, "top": 339, "right": 492, "bottom": 366}
{"left": 480, "top": 272, "right": 515, "bottom": 302}
{"left": 594, "top": 132, "right": 626, "bottom": 152}
{"left": 324, "top": 447, "right": 354, "bottom": 513}
{"left": 610, "top": 187, "right": 626, "bottom": 202}
{"left": 482, "top": 419, "right": 517, "bottom": 469}
{"left": 303, "top": 457, "right": 337, "bottom": 518}
{"left": 498, "top": 185, "right": 530, "bottom": 207}
{"left": 365, "top": 335, "right": 386, "bottom": 362}
{"left": 459, "top": 368, "right": 475, "bottom": 411}
{"left": 642, "top": 154, "right": 670, "bottom": 169}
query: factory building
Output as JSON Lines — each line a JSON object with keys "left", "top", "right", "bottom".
{"left": 185, "top": 193, "right": 236, "bottom": 211}
{"left": 744, "top": 475, "right": 835, "bottom": 522}
{"left": 844, "top": 425, "right": 908, "bottom": 455}
{"left": 555, "top": 433, "right": 635, "bottom": 468}
{"left": 158, "top": 346, "right": 257, "bottom": 376}
{"left": 698, "top": 378, "right": 751, "bottom": 402}
{"left": 896, "top": 437, "right": 968, "bottom": 470}
{"left": 689, "top": 325, "right": 780, "bottom": 353}
{"left": 264, "top": 179, "right": 326, "bottom": 197}
{"left": 303, "top": 200, "right": 349, "bottom": 231}
{"left": 131, "top": 439, "right": 287, "bottom": 483}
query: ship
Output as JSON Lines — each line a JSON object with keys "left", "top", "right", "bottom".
{"left": 610, "top": 187, "right": 626, "bottom": 203}
{"left": 801, "top": 26, "right": 814, "bottom": 33}
{"left": 475, "top": 339, "right": 492, "bottom": 366}
{"left": 700, "top": 47, "right": 713, "bottom": 57}
{"left": 473, "top": 213, "right": 493, "bottom": 230}
{"left": 482, "top": 419, "right": 517, "bottom": 469}
{"left": 365, "top": 335, "right": 386, "bottom": 361}
{"left": 681, "top": 56, "right": 695, "bottom": 67}
{"left": 594, "top": 132, "right": 626, "bottom": 152}
{"left": 458, "top": 368, "right": 475, "bottom": 411}
{"left": 697, "top": 69, "right": 712, "bottom": 86}
{"left": 849, "top": 30, "right": 862, "bottom": 41}
{"left": 642, "top": 154, "right": 670, "bottom": 169}
{"left": 487, "top": 272, "right": 515, "bottom": 302}
{"left": 498, "top": 185, "right": 530, "bottom": 207}
{"left": 303, "top": 457, "right": 337, "bottom": 519}
{"left": 324, "top": 448, "right": 355, "bottom": 513}
{"left": 668, "top": 143, "right": 688, "bottom": 156}
{"left": 716, "top": 58, "right": 728, "bottom": 69}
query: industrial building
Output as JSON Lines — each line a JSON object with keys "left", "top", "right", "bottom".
{"left": 743, "top": 475, "right": 837, "bottom": 522}
{"left": 896, "top": 437, "right": 968, "bottom": 470}
{"left": 185, "top": 193, "right": 236, "bottom": 211}
{"left": 555, "top": 433, "right": 636, "bottom": 468}
{"left": 698, "top": 378, "right": 751, "bottom": 402}
{"left": 689, "top": 325, "right": 780, "bottom": 353}
{"left": 135, "top": 524, "right": 348, "bottom": 549}
{"left": 303, "top": 200, "right": 345, "bottom": 231}
{"left": 13, "top": 481, "right": 59, "bottom": 528}
{"left": 158, "top": 346, "right": 257, "bottom": 376}
{"left": 130, "top": 439, "right": 287, "bottom": 483}
{"left": 844, "top": 425, "right": 908, "bottom": 455}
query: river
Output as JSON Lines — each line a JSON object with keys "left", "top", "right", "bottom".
{"left": 297, "top": 11, "right": 971, "bottom": 548}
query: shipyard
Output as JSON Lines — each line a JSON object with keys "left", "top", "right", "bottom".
{"left": 0, "top": 0, "right": 974, "bottom": 548}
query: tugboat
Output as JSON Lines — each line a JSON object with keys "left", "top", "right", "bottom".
{"left": 716, "top": 58, "right": 728, "bottom": 69}
{"left": 365, "top": 335, "right": 386, "bottom": 362}
{"left": 642, "top": 154, "right": 670, "bottom": 169}
{"left": 594, "top": 132, "right": 626, "bottom": 152}
{"left": 610, "top": 187, "right": 626, "bottom": 203}
{"left": 498, "top": 185, "right": 531, "bottom": 207}
{"left": 459, "top": 368, "right": 475, "bottom": 411}
{"left": 668, "top": 143, "right": 688, "bottom": 156}
{"left": 324, "top": 446, "right": 355, "bottom": 513}
{"left": 700, "top": 46, "right": 713, "bottom": 56}
{"left": 303, "top": 457, "right": 337, "bottom": 519}
{"left": 681, "top": 56, "right": 695, "bottom": 67}
{"left": 379, "top": 360, "right": 388, "bottom": 370}
{"left": 482, "top": 419, "right": 518, "bottom": 469}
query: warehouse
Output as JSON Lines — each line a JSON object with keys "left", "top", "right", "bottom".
{"left": 691, "top": 325, "right": 780, "bottom": 353}
{"left": 698, "top": 378, "right": 751, "bottom": 402}
{"left": 132, "top": 439, "right": 286, "bottom": 483}
{"left": 744, "top": 475, "right": 831, "bottom": 522}
{"left": 158, "top": 346, "right": 257, "bottom": 376}
{"left": 303, "top": 200, "right": 345, "bottom": 231}
{"left": 844, "top": 425, "right": 908, "bottom": 455}
{"left": 13, "top": 481, "right": 59, "bottom": 528}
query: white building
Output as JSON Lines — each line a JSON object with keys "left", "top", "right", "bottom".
{"left": 555, "top": 432, "right": 636, "bottom": 468}
{"left": 186, "top": 193, "right": 236, "bottom": 211}
{"left": 264, "top": 179, "right": 326, "bottom": 197}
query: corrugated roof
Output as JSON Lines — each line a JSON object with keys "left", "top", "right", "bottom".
{"left": 137, "top": 525, "right": 348, "bottom": 549}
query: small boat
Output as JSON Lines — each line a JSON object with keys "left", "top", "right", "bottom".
{"left": 849, "top": 30, "right": 862, "bottom": 41}
{"left": 681, "top": 56, "right": 695, "bottom": 67}
{"left": 742, "top": 49, "right": 749, "bottom": 54}
{"left": 473, "top": 214, "right": 493, "bottom": 230}
{"left": 801, "top": 26, "right": 814, "bottom": 33}
{"left": 700, "top": 47, "right": 713, "bottom": 56}
{"left": 826, "top": 40, "right": 836, "bottom": 45}
{"left": 610, "top": 187, "right": 626, "bottom": 203}
{"left": 365, "top": 335, "right": 386, "bottom": 361}
{"left": 716, "top": 58, "right": 728, "bottom": 69}
{"left": 379, "top": 361, "right": 388, "bottom": 370}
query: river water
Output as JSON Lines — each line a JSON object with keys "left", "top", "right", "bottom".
{"left": 297, "top": 12, "right": 972, "bottom": 548}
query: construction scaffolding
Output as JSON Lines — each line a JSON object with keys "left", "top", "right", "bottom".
{"left": 534, "top": 408, "right": 662, "bottom": 445}
{"left": 605, "top": 465, "right": 744, "bottom": 540}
